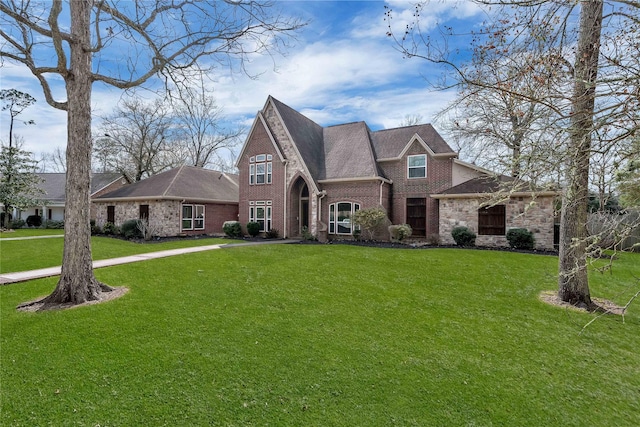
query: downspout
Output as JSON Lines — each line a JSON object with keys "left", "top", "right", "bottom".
{"left": 283, "top": 160, "right": 289, "bottom": 238}
{"left": 379, "top": 180, "right": 384, "bottom": 206}
{"left": 317, "top": 190, "right": 327, "bottom": 236}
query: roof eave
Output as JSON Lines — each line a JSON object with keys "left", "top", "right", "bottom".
{"left": 431, "top": 191, "right": 560, "bottom": 200}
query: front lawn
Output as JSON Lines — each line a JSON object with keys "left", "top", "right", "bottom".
{"left": 0, "top": 235, "right": 233, "bottom": 273}
{"left": 1, "top": 245, "right": 639, "bottom": 426}
{"left": 0, "top": 229, "right": 65, "bottom": 238}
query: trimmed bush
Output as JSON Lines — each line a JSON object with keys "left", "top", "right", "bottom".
{"left": 265, "top": 228, "right": 279, "bottom": 239}
{"left": 223, "top": 221, "right": 242, "bottom": 238}
{"left": 351, "top": 207, "right": 388, "bottom": 240}
{"left": 45, "top": 220, "right": 64, "bottom": 229}
{"left": 9, "top": 218, "right": 25, "bottom": 229}
{"left": 506, "top": 228, "right": 536, "bottom": 250}
{"left": 26, "top": 215, "right": 42, "bottom": 227}
{"left": 452, "top": 226, "right": 476, "bottom": 246}
{"left": 121, "top": 219, "right": 143, "bottom": 239}
{"left": 246, "top": 221, "right": 260, "bottom": 237}
{"left": 389, "top": 224, "right": 412, "bottom": 241}
{"left": 102, "top": 222, "right": 119, "bottom": 236}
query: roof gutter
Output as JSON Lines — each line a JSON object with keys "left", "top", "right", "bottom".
{"left": 318, "top": 176, "right": 392, "bottom": 184}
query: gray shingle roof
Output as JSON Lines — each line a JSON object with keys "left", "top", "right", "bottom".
{"left": 96, "top": 166, "right": 239, "bottom": 202}
{"left": 35, "top": 173, "right": 124, "bottom": 203}
{"left": 437, "top": 175, "right": 516, "bottom": 195}
{"left": 269, "top": 98, "right": 325, "bottom": 180}
{"left": 266, "top": 97, "right": 455, "bottom": 183}
{"left": 322, "top": 122, "right": 379, "bottom": 180}
{"left": 371, "top": 124, "right": 456, "bottom": 159}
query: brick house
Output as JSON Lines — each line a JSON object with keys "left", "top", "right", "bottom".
{"left": 93, "top": 166, "right": 239, "bottom": 237}
{"left": 237, "top": 96, "right": 557, "bottom": 249}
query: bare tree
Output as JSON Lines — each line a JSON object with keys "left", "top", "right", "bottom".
{"left": 97, "top": 97, "right": 175, "bottom": 181}
{"left": 172, "top": 83, "right": 243, "bottom": 169}
{"left": 1, "top": 0, "right": 304, "bottom": 308}
{"left": 387, "top": 0, "right": 640, "bottom": 307}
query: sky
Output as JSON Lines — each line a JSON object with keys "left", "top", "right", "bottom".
{"left": 0, "top": 0, "right": 485, "bottom": 164}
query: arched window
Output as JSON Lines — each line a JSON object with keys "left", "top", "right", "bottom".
{"left": 329, "top": 202, "right": 360, "bottom": 235}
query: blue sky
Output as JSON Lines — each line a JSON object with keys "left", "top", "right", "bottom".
{"left": 0, "top": 0, "right": 484, "bottom": 162}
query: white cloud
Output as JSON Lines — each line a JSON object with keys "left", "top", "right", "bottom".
{"left": 2, "top": 0, "right": 480, "bottom": 160}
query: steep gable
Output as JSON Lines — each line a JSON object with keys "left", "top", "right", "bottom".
{"left": 322, "top": 122, "right": 380, "bottom": 180}
{"left": 268, "top": 97, "right": 324, "bottom": 183}
{"left": 371, "top": 124, "right": 456, "bottom": 160}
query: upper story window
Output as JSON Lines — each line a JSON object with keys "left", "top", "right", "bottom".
{"left": 407, "top": 154, "right": 426, "bottom": 178}
{"left": 329, "top": 202, "right": 360, "bottom": 235}
{"left": 249, "top": 154, "right": 272, "bottom": 185}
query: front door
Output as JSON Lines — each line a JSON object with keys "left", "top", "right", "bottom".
{"left": 406, "top": 198, "right": 426, "bottom": 237}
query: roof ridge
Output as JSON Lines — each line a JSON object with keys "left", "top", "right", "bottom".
{"left": 163, "top": 165, "right": 185, "bottom": 197}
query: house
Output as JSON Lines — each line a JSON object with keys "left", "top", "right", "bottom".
{"left": 93, "top": 165, "right": 239, "bottom": 237}
{"left": 16, "top": 172, "right": 127, "bottom": 222}
{"left": 236, "top": 96, "right": 557, "bottom": 249}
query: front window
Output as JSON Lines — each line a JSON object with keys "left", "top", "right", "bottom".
{"left": 478, "top": 205, "right": 506, "bottom": 235}
{"left": 329, "top": 202, "right": 360, "bottom": 234}
{"left": 182, "top": 204, "right": 205, "bottom": 230}
{"left": 249, "top": 201, "right": 272, "bottom": 232}
{"left": 408, "top": 154, "right": 426, "bottom": 178}
{"left": 249, "top": 154, "right": 272, "bottom": 185}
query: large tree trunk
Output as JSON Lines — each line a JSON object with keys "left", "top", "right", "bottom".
{"left": 41, "top": 0, "right": 111, "bottom": 307}
{"left": 558, "top": 0, "right": 603, "bottom": 306}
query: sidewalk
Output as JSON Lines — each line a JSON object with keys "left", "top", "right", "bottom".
{"left": 0, "top": 239, "right": 299, "bottom": 285}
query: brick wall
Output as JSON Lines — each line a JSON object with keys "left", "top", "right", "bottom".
{"left": 437, "top": 195, "right": 556, "bottom": 250}
{"left": 93, "top": 199, "right": 239, "bottom": 237}
{"left": 378, "top": 141, "right": 454, "bottom": 236}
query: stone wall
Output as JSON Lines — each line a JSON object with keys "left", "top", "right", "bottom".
{"left": 437, "top": 195, "right": 556, "bottom": 250}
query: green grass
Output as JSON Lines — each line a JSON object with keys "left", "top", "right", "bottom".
{"left": 1, "top": 245, "right": 639, "bottom": 426}
{"left": 0, "top": 229, "right": 65, "bottom": 238}
{"left": 0, "top": 235, "right": 234, "bottom": 273}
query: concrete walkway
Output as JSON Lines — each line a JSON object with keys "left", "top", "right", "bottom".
{"left": 0, "top": 239, "right": 299, "bottom": 285}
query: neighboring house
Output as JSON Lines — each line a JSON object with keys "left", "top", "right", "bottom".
{"left": 93, "top": 166, "right": 239, "bottom": 237}
{"left": 17, "top": 172, "right": 127, "bottom": 222}
{"left": 236, "top": 96, "right": 557, "bottom": 249}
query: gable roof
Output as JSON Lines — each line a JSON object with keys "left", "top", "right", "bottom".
{"left": 36, "top": 173, "right": 125, "bottom": 204}
{"left": 96, "top": 166, "right": 239, "bottom": 203}
{"left": 371, "top": 124, "right": 456, "bottom": 160}
{"left": 257, "top": 97, "right": 454, "bottom": 184}
{"left": 322, "top": 122, "right": 380, "bottom": 180}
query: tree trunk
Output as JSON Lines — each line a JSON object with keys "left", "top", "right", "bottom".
{"left": 558, "top": 0, "right": 603, "bottom": 306}
{"left": 41, "top": 0, "right": 111, "bottom": 306}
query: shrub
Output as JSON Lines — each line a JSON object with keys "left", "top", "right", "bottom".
{"left": 102, "top": 222, "right": 119, "bottom": 235}
{"left": 223, "top": 221, "right": 242, "bottom": 238}
{"left": 506, "top": 228, "right": 536, "bottom": 250}
{"left": 9, "top": 218, "right": 25, "bottom": 229}
{"left": 91, "top": 222, "right": 102, "bottom": 235}
{"left": 246, "top": 221, "right": 260, "bottom": 237}
{"left": 45, "top": 220, "right": 64, "bottom": 229}
{"left": 26, "top": 215, "right": 42, "bottom": 227}
{"left": 301, "top": 226, "right": 316, "bottom": 241}
{"left": 451, "top": 226, "right": 476, "bottom": 246}
{"left": 265, "top": 228, "right": 279, "bottom": 239}
{"left": 426, "top": 233, "right": 441, "bottom": 246}
{"left": 121, "top": 219, "right": 143, "bottom": 239}
{"left": 137, "top": 219, "right": 159, "bottom": 241}
{"left": 351, "top": 207, "right": 388, "bottom": 240}
{"left": 389, "top": 224, "right": 412, "bottom": 241}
